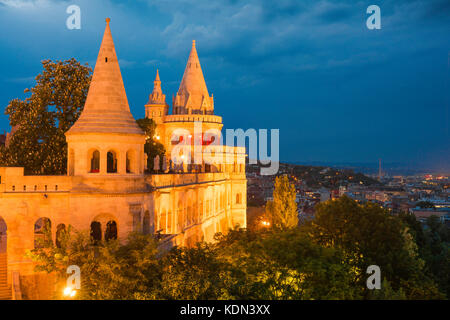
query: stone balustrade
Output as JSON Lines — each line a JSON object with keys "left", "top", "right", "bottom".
{"left": 164, "top": 114, "right": 222, "bottom": 124}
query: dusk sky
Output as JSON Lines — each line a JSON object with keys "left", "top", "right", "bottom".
{"left": 0, "top": 0, "right": 449, "bottom": 172}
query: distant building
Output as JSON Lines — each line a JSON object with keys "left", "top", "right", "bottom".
{"left": 366, "top": 190, "right": 390, "bottom": 203}
{"left": 317, "top": 187, "right": 330, "bottom": 202}
{"left": 410, "top": 208, "right": 450, "bottom": 225}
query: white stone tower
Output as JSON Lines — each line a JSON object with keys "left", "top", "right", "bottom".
{"left": 65, "top": 18, "right": 145, "bottom": 176}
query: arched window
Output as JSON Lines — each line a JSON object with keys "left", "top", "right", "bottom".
{"left": 34, "top": 218, "right": 52, "bottom": 249}
{"left": 90, "top": 221, "right": 102, "bottom": 243}
{"left": 107, "top": 151, "right": 117, "bottom": 173}
{"left": 143, "top": 211, "right": 150, "bottom": 235}
{"left": 55, "top": 224, "right": 66, "bottom": 248}
{"left": 90, "top": 150, "right": 100, "bottom": 173}
{"left": 0, "top": 217, "right": 7, "bottom": 254}
{"left": 126, "top": 150, "right": 135, "bottom": 174}
{"left": 105, "top": 221, "right": 117, "bottom": 241}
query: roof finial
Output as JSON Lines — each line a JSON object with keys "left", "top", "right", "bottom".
{"left": 106, "top": 17, "right": 111, "bottom": 24}
{"left": 192, "top": 40, "right": 196, "bottom": 48}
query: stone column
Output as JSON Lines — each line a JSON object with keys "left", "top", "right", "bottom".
{"left": 118, "top": 149, "right": 126, "bottom": 174}
{"left": 100, "top": 150, "right": 107, "bottom": 174}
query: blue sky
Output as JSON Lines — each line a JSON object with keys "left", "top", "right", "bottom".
{"left": 0, "top": 0, "right": 449, "bottom": 172}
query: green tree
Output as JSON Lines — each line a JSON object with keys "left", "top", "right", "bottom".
{"left": 29, "top": 226, "right": 362, "bottom": 300}
{"left": 157, "top": 243, "right": 229, "bottom": 299}
{"left": 157, "top": 229, "right": 361, "bottom": 300}
{"left": 28, "top": 228, "right": 161, "bottom": 300}
{"left": 265, "top": 175, "right": 298, "bottom": 229}
{"left": 136, "top": 118, "right": 165, "bottom": 171}
{"left": 399, "top": 213, "right": 450, "bottom": 297}
{"left": 304, "top": 196, "right": 444, "bottom": 299}
{"left": 1, "top": 59, "right": 92, "bottom": 174}
{"left": 28, "top": 210, "right": 446, "bottom": 300}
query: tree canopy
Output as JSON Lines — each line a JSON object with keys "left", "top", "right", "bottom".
{"left": 28, "top": 227, "right": 361, "bottom": 300}
{"left": 265, "top": 175, "right": 299, "bottom": 229}
{"left": 27, "top": 189, "right": 447, "bottom": 300}
{"left": 304, "top": 196, "right": 444, "bottom": 299}
{"left": 29, "top": 201, "right": 447, "bottom": 300}
{"left": 0, "top": 59, "right": 92, "bottom": 174}
{"left": 136, "top": 117, "right": 165, "bottom": 171}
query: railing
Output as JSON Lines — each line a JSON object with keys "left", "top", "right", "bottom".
{"left": 149, "top": 172, "right": 230, "bottom": 189}
{"left": 164, "top": 114, "right": 222, "bottom": 124}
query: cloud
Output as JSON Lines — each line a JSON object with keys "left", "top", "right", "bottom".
{"left": 144, "top": 59, "right": 159, "bottom": 66}
{"left": 4, "top": 76, "right": 35, "bottom": 83}
{"left": 0, "top": 0, "right": 53, "bottom": 9}
{"left": 118, "top": 59, "right": 136, "bottom": 68}
{"left": 146, "top": 0, "right": 449, "bottom": 73}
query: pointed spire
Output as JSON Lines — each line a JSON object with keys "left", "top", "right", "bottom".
{"left": 67, "top": 18, "right": 143, "bottom": 135}
{"left": 173, "top": 40, "right": 214, "bottom": 113}
{"left": 147, "top": 69, "right": 167, "bottom": 105}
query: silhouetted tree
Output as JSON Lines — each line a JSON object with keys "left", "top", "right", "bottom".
{"left": 0, "top": 59, "right": 92, "bottom": 174}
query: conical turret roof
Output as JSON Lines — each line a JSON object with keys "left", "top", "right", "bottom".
{"left": 147, "top": 69, "right": 167, "bottom": 105}
{"left": 173, "top": 40, "right": 213, "bottom": 112}
{"left": 67, "top": 18, "right": 143, "bottom": 135}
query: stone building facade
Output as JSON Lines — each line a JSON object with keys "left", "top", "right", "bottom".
{"left": 0, "top": 19, "right": 246, "bottom": 299}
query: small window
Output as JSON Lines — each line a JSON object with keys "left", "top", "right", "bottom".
{"left": 34, "top": 218, "right": 52, "bottom": 249}
{"left": 90, "top": 150, "right": 100, "bottom": 173}
{"left": 90, "top": 221, "right": 102, "bottom": 243}
{"left": 107, "top": 151, "right": 117, "bottom": 173}
{"left": 105, "top": 221, "right": 117, "bottom": 241}
{"left": 105, "top": 57, "right": 108, "bottom": 62}
{"left": 56, "top": 224, "right": 66, "bottom": 248}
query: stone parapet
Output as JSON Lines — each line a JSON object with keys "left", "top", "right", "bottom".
{"left": 164, "top": 114, "right": 222, "bottom": 124}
